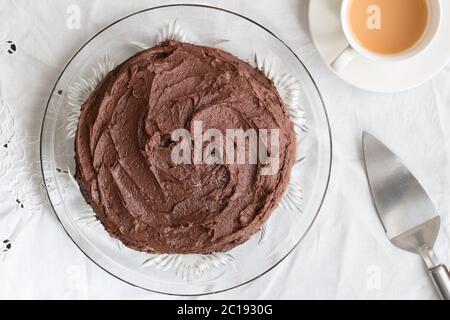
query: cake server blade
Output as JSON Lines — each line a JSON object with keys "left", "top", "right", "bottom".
{"left": 362, "top": 131, "right": 450, "bottom": 300}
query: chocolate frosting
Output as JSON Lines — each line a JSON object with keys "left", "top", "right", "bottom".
{"left": 75, "top": 41, "right": 296, "bottom": 254}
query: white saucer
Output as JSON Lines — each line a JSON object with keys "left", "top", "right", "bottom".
{"left": 309, "top": 0, "right": 450, "bottom": 93}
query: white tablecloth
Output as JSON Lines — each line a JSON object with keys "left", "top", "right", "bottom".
{"left": 1, "top": 0, "right": 449, "bottom": 300}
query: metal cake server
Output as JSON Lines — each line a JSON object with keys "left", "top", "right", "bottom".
{"left": 362, "top": 132, "right": 450, "bottom": 300}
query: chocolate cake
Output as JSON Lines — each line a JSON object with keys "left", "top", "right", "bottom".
{"left": 75, "top": 41, "right": 296, "bottom": 254}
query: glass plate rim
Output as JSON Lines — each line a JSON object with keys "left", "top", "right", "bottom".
{"left": 39, "top": 3, "right": 333, "bottom": 296}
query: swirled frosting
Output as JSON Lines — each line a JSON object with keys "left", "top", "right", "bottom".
{"left": 75, "top": 41, "right": 296, "bottom": 254}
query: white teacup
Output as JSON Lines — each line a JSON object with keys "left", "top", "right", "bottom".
{"left": 331, "top": 0, "right": 442, "bottom": 72}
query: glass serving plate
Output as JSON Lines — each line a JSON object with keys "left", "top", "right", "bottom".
{"left": 40, "top": 4, "right": 332, "bottom": 296}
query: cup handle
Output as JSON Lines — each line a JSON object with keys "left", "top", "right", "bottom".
{"left": 331, "top": 45, "right": 356, "bottom": 72}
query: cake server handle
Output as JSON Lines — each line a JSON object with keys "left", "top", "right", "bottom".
{"left": 429, "top": 264, "right": 450, "bottom": 300}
